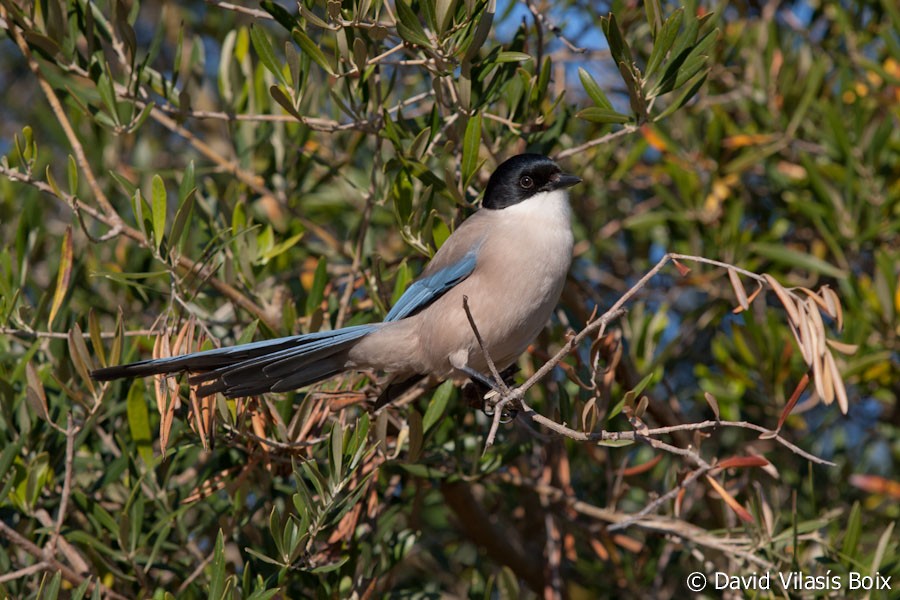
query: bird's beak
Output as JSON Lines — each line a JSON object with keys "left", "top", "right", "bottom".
{"left": 552, "top": 173, "right": 582, "bottom": 189}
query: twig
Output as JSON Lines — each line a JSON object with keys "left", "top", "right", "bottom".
{"left": 0, "top": 562, "right": 49, "bottom": 583}
{"left": 554, "top": 124, "right": 640, "bottom": 160}
{"left": 499, "top": 473, "right": 775, "bottom": 569}
{"left": 0, "top": 521, "right": 129, "bottom": 600}
{"left": 49, "top": 415, "right": 76, "bottom": 556}
{"left": 461, "top": 296, "right": 513, "bottom": 448}
{"left": 526, "top": 0, "right": 587, "bottom": 55}
{"left": 205, "top": 0, "right": 272, "bottom": 19}
{"left": 607, "top": 467, "right": 710, "bottom": 532}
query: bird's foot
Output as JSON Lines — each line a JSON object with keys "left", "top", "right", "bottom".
{"left": 459, "top": 364, "right": 520, "bottom": 421}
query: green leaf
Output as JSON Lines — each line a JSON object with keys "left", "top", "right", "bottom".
{"left": 841, "top": 501, "right": 862, "bottom": 561}
{"left": 423, "top": 380, "right": 453, "bottom": 433}
{"left": 261, "top": 1, "right": 297, "bottom": 31}
{"left": 67, "top": 155, "right": 78, "bottom": 195}
{"left": 250, "top": 25, "right": 287, "bottom": 85}
{"left": 495, "top": 51, "right": 532, "bottom": 63}
{"left": 578, "top": 67, "right": 613, "bottom": 110}
{"left": 291, "top": 28, "right": 334, "bottom": 75}
{"left": 576, "top": 107, "right": 630, "bottom": 124}
{"left": 151, "top": 174, "right": 167, "bottom": 251}
{"left": 305, "top": 257, "right": 328, "bottom": 316}
{"left": 48, "top": 226, "right": 74, "bottom": 328}
{"left": 596, "top": 439, "right": 635, "bottom": 448}
{"left": 654, "top": 72, "right": 707, "bottom": 120}
{"left": 126, "top": 380, "right": 154, "bottom": 465}
{"left": 169, "top": 189, "right": 195, "bottom": 253}
{"left": 309, "top": 555, "right": 350, "bottom": 573}
{"left": 395, "top": 0, "right": 432, "bottom": 48}
{"left": 260, "top": 231, "right": 304, "bottom": 264}
{"left": 209, "top": 530, "right": 227, "bottom": 599}
{"left": 461, "top": 112, "right": 482, "bottom": 184}
{"left": 601, "top": 13, "right": 633, "bottom": 67}
{"left": 644, "top": 0, "right": 663, "bottom": 36}
{"left": 329, "top": 421, "right": 344, "bottom": 480}
{"left": 646, "top": 8, "right": 684, "bottom": 78}
{"left": 748, "top": 243, "right": 847, "bottom": 279}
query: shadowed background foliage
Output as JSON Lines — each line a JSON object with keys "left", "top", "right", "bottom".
{"left": 0, "top": 0, "right": 898, "bottom": 597}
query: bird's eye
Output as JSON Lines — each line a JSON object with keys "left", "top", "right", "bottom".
{"left": 520, "top": 176, "right": 534, "bottom": 189}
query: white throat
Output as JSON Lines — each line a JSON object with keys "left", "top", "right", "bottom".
{"left": 501, "top": 188, "right": 572, "bottom": 226}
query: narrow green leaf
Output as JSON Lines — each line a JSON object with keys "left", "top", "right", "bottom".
{"left": 654, "top": 72, "right": 707, "bottom": 120}
{"left": 841, "top": 501, "right": 862, "bottom": 560}
{"left": 291, "top": 28, "right": 334, "bottom": 75}
{"left": 48, "top": 226, "right": 74, "bottom": 328}
{"left": 260, "top": 231, "right": 304, "bottom": 264}
{"left": 250, "top": 25, "right": 287, "bottom": 85}
{"left": 305, "top": 257, "right": 328, "bottom": 316}
{"left": 461, "top": 112, "right": 482, "bottom": 184}
{"left": 88, "top": 310, "right": 106, "bottom": 367}
{"left": 645, "top": 8, "right": 684, "bottom": 78}
{"left": 576, "top": 107, "right": 630, "bottom": 124}
{"left": 748, "top": 242, "right": 847, "bottom": 279}
{"left": 601, "top": 13, "right": 633, "bottom": 67}
{"left": 423, "top": 381, "right": 453, "bottom": 433}
{"left": 67, "top": 155, "right": 78, "bottom": 195}
{"left": 209, "top": 530, "right": 227, "bottom": 600}
{"left": 97, "top": 63, "right": 120, "bottom": 125}
{"left": 644, "top": 0, "right": 663, "bottom": 36}
{"left": 578, "top": 67, "right": 613, "bottom": 110}
{"left": 169, "top": 189, "right": 195, "bottom": 253}
{"left": 330, "top": 422, "right": 344, "bottom": 480}
{"left": 496, "top": 51, "right": 532, "bottom": 63}
{"left": 126, "top": 380, "right": 154, "bottom": 465}
{"left": 151, "top": 174, "right": 167, "bottom": 251}
{"left": 261, "top": 1, "right": 297, "bottom": 31}
{"left": 270, "top": 85, "right": 303, "bottom": 120}
{"left": 395, "top": 0, "right": 432, "bottom": 48}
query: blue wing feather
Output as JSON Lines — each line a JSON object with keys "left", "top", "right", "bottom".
{"left": 384, "top": 249, "right": 478, "bottom": 322}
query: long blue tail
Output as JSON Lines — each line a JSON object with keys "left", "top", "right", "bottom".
{"left": 91, "top": 324, "right": 377, "bottom": 397}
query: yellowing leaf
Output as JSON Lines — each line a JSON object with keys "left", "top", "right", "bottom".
{"left": 48, "top": 225, "right": 74, "bottom": 329}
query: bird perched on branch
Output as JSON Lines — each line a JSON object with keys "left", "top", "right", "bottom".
{"left": 92, "top": 154, "right": 581, "bottom": 403}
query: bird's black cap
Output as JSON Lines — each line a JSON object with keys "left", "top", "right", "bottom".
{"left": 482, "top": 153, "right": 581, "bottom": 210}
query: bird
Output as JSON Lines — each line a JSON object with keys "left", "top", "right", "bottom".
{"left": 91, "top": 154, "right": 581, "bottom": 403}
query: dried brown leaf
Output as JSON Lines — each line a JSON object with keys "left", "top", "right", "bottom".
{"left": 796, "top": 286, "right": 832, "bottom": 317}
{"left": 674, "top": 487, "right": 685, "bottom": 518}
{"left": 812, "top": 351, "right": 828, "bottom": 406}
{"left": 763, "top": 273, "right": 801, "bottom": 327}
{"left": 820, "top": 346, "right": 835, "bottom": 405}
{"left": 705, "top": 475, "right": 754, "bottom": 523}
{"left": 777, "top": 373, "right": 809, "bottom": 431}
{"left": 621, "top": 454, "right": 663, "bottom": 476}
{"left": 635, "top": 395, "right": 649, "bottom": 420}
{"left": 88, "top": 309, "right": 106, "bottom": 368}
{"left": 825, "top": 350, "right": 849, "bottom": 414}
{"left": 672, "top": 258, "right": 691, "bottom": 276}
{"left": 26, "top": 362, "right": 49, "bottom": 422}
{"left": 728, "top": 268, "right": 750, "bottom": 311}
{"left": 806, "top": 298, "right": 827, "bottom": 356}
{"left": 67, "top": 325, "right": 95, "bottom": 395}
{"left": 581, "top": 397, "right": 598, "bottom": 432}
{"left": 821, "top": 285, "right": 843, "bottom": 331}
{"left": 703, "top": 391, "right": 720, "bottom": 421}
{"left": 717, "top": 456, "right": 770, "bottom": 469}
{"left": 826, "top": 339, "right": 859, "bottom": 355}
{"left": 797, "top": 309, "right": 814, "bottom": 364}
{"left": 849, "top": 474, "right": 900, "bottom": 499}
{"left": 611, "top": 534, "right": 643, "bottom": 553}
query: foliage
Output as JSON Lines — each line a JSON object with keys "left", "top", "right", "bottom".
{"left": 0, "top": 0, "right": 898, "bottom": 597}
